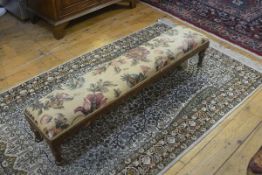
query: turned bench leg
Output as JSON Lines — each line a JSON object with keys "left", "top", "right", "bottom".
{"left": 49, "top": 142, "right": 63, "bottom": 166}
{"left": 33, "top": 129, "right": 43, "bottom": 142}
{"left": 198, "top": 48, "right": 207, "bottom": 67}
{"left": 129, "top": 0, "right": 136, "bottom": 8}
{"left": 53, "top": 22, "right": 68, "bottom": 40}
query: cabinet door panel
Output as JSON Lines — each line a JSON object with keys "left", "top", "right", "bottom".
{"left": 61, "top": 0, "right": 83, "bottom": 7}
{"left": 57, "top": 0, "right": 99, "bottom": 18}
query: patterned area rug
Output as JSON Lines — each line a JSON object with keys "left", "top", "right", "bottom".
{"left": 0, "top": 21, "right": 261, "bottom": 175}
{"left": 142, "top": 0, "right": 262, "bottom": 56}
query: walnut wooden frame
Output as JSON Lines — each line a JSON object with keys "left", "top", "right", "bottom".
{"left": 24, "top": 41, "right": 209, "bottom": 165}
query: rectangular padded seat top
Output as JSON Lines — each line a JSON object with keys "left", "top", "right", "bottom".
{"left": 25, "top": 25, "right": 208, "bottom": 140}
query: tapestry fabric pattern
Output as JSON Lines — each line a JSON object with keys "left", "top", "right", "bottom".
{"left": 0, "top": 22, "right": 261, "bottom": 175}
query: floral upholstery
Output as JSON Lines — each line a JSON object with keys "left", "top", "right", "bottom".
{"left": 25, "top": 26, "right": 208, "bottom": 140}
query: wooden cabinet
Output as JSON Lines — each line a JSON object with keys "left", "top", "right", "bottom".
{"left": 26, "top": 0, "right": 136, "bottom": 39}
{"left": 57, "top": 0, "right": 99, "bottom": 18}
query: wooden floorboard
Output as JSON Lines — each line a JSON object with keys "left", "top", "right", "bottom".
{"left": 0, "top": 2, "right": 261, "bottom": 175}
{"left": 214, "top": 122, "right": 262, "bottom": 175}
{"left": 165, "top": 88, "right": 262, "bottom": 175}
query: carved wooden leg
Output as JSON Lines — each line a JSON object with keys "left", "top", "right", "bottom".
{"left": 34, "top": 130, "right": 43, "bottom": 143}
{"left": 129, "top": 0, "right": 136, "bottom": 8}
{"left": 198, "top": 48, "right": 207, "bottom": 67}
{"left": 53, "top": 22, "right": 68, "bottom": 40}
{"left": 49, "top": 142, "right": 63, "bottom": 166}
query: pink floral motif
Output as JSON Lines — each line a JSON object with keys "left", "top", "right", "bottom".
{"left": 40, "top": 114, "right": 52, "bottom": 125}
{"left": 74, "top": 92, "right": 107, "bottom": 115}
{"left": 177, "top": 32, "right": 199, "bottom": 53}
{"left": 125, "top": 47, "right": 150, "bottom": 65}
{"left": 140, "top": 65, "right": 151, "bottom": 75}
{"left": 109, "top": 59, "right": 127, "bottom": 73}
{"left": 45, "top": 128, "right": 60, "bottom": 139}
{"left": 42, "top": 113, "right": 69, "bottom": 138}
{"left": 46, "top": 92, "right": 74, "bottom": 109}
{"left": 154, "top": 56, "right": 169, "bottom": 71}
{"left": 178, "top": 40, "right": 198, "bottom": 53}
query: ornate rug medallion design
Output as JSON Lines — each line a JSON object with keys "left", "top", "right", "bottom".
{"left": 0, "top": 22, "right": 261, "bottom": 175}
{"left": 204, "top": 0, "right": 262, "bottom": 20}
{"left": 142, "top": 0, "right": 262, "bottom": 56}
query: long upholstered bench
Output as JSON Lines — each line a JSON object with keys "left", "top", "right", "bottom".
{"left": 24, "top": 24, "right": 209, "bottom": 165}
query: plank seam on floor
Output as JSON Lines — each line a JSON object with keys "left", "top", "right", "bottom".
{"left": 213, "top": 121, "right": 262, "bottom": 175}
